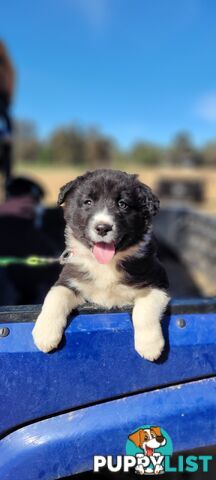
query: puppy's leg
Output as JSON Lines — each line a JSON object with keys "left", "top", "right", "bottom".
{"left": 132, "top": 288, "right": 169, "bottom": 361}
{"left": 32, "top": 286, "right": 83, "bottom": 353}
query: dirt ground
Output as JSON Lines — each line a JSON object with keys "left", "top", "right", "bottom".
{"left": 13, "top": 164, "right": 216, "bottom": 213}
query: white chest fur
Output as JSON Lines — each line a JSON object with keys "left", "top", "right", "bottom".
{"left": 64, "top": 227, "right": 140, "bottom": 308}
{"left": 68, "top": 254, "right": 138, "bottom": 308}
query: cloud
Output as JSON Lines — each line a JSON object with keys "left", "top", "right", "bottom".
{"left": 196, "top": 93, "right": 216, "bottom": 122}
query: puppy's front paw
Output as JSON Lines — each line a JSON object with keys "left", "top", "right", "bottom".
{"left": 135, "top": 332, "right": 165, "bottom": 361}
{"left": 32, "top": 315, "right": 63, "bottom": 353}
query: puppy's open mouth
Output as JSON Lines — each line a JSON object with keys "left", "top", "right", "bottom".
{"left": 92, "top": 242, "right": 115, "bottom": 264}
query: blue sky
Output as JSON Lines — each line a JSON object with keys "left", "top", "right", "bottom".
{"left": 2, "top": 0, "right": 216, "bottom": 148}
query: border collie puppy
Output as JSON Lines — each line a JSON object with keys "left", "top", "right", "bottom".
{"left": 33, "top": 169, "right": 169, "bottom": 361}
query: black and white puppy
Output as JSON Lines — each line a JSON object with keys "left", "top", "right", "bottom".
{"left": 33, "top": 169, "right": 169, "bottom": 361}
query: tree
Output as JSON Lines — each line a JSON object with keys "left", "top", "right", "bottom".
{"left": 129, "top": 141, "right": 161, "bottom": 166}
{"left": 14, "top": 119, "right": 40, "bottom": 163}
{"left": 49, "top": 126, "right": 86, "bottom": 165}
{"left": 169, "top": 132, "right": 203, "bottom": 166}
{"left": 85, "top": 128, "right": 113, "bottom": 168}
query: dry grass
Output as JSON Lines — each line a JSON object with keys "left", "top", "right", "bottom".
{"left": 14, "top": 164, "right": 216, "bottom": 213}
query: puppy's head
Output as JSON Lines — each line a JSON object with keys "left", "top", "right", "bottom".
{"left": 129, "top": 427, "right": 166, "bottom": 451}
{"left": 58, "top": 169, "right": 159, "bottom": 264}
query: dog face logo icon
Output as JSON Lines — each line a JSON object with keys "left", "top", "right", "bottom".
{"left": 126, "top": 425, "right": 173, "bottom": 475}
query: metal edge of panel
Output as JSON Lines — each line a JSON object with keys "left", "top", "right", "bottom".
{"left": 1, "top": 298, "right": 216, "bottom": 323}
{"left": 0, "top": 378, "right": 215, "bottom": 479}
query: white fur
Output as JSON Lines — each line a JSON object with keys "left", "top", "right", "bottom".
{"left": 132, "top": 289, "right": 170, "bottom": 361}
{"left": 140, "top": 428, "right": 166, "bottom": 451}
{"left": 91, "top": 208, "right": 114, "bottom": 226}
{"left": 32, "top": 286, "right": 83, "bottom": 353}
{"left": 88, "top": 208, "right": 115, "bottom": 244}
{"left": 64, "top": 227, "right": 141, "bottom": 308}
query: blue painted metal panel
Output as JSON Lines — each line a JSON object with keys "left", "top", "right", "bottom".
{"left": 0, "top": 311, "right": 216, "bottom": 435}
{"left": 0, "top": 378, "right": 215, "bottom": 480}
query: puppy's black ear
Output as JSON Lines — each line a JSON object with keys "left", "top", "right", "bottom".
{"left": 57, "top": 180, "right": 75, "bottom": 206}
{"left": 57, "top": 175, "right": 85, "bottom": 206}
{"left": 136, "top": 182, "right": 160, "bottom": 217}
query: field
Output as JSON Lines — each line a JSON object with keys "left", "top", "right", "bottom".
{"left": 15, "top": 164, "right": 216, "bottom": 213}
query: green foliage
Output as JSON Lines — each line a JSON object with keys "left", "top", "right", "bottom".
{"left": 49, "top": 127, "right": 86, "bottom": 165}
{"left": 129, "top": 142, "right": 162, "bottom": 166}
{"left": 168, "top": 132, "right": 203, "bottom": 166}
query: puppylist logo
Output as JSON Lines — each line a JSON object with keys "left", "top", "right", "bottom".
{"left": 126, "top": 425, "right": 172, "bottom": 475}
{"left": 93, "top": 425, "right": 213, "bottom": 475}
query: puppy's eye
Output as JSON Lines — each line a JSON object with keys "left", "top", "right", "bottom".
{"left": 84, "top": 199, "right": 93, "bottom": 206}
{"left": 118, "top": 200, "right": 128, "bottom": 210}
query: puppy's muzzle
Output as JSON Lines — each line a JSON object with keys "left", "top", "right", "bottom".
{"left": 95, "top": 222, "right": 113, "bottom": 237}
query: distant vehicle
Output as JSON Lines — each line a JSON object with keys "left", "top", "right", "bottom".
{"left": 156, "top": 178, "right": 204, "bottom": 203}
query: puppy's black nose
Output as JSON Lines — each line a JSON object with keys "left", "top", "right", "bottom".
{"left": 95, "top": 223, "right": 113, "bottom": 237}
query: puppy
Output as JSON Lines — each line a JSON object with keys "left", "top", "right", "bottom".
{"left": 128, "top": 427, "right": 166, "bottom": 474}
{"left": 33, "top": 169, "right": 169, "bottom": 361}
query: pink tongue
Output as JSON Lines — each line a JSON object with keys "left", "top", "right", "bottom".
{"left": 146, "top": 446, "right": 154, "bottom": 456}
{"left": 93, "top": 242, "right": 115, "bottom": 264}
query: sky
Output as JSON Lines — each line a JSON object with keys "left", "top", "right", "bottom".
{"left": 1, "top": 0, "right": 216, "bottom": 148}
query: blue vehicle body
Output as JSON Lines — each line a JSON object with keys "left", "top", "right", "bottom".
{"left": 0, "top": 300, "right": 216, "bottom": 479}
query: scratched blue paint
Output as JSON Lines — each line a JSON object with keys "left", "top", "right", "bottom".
{"left": 0, "top": 378, "right": 215, "bottom": 480}
{"left": 0, "top": 311, "right": 216, "bottom": 435}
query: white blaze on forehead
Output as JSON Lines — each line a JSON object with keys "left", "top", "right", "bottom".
{"left": 88, "top": 207, "right": 116, "bottom": 247}
{"left": 91, "top": 208, "right": 114, "bottom": 227}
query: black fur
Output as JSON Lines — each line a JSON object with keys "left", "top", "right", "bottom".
{"left": 119, "top": 238, "right": 169, "bottom": 290}
{"left": 58, "top": 170, "right": 159, "bottom": 250}
{"left": 57, "top": 169, "right": 168, "bottom": 293}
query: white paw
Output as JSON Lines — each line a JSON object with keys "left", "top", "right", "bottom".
{"left": 135, "top": 465, "right": 145, "bottom": 475}
{"left": 32, "top": 314, "right": 63, "bottom": 353}
{"left": 145, "top": 467, "right": 154, "bottom": 474}
{"left": 135, "top": 332, "right": 165, "bottom": 361}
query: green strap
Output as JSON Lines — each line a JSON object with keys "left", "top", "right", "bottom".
{"left": 0, "top": 256, "right": 59, "bottom": 266}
